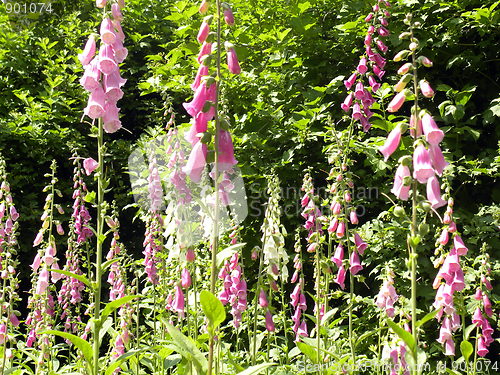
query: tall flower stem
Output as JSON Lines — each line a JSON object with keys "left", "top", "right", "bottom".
{"left": 92, "top": 117, "right": 105, "bottom": 375}
{"left": 251, "top": 248, "right": 265, "bottom": 365}
{"left": 207, "top": 1, "right": 223, "bottom": 374}
{"left": 314, "top": 239, "right": 322, "bottom": 372}
{"left": 409, "top": 20, "right": 420, "bottom": 374}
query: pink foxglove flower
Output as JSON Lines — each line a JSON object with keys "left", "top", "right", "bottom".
{"left": 428, "top": 144, "right": 448, "bottom": 176}
{"left": 104, "top": 69, "right": 127, "bottom": 101}
{"left": 341, "top": 93, "right": 353, "bottom": 112}
{"left": 224, "top": 7, "right": 235, "bottom": 26}
{"left": 422, "top": 113, "right": 444, "bottom": 145}
{"left": 183, "top": 141, "right": 207, "bottom": 183}
{"left": 112, "top": 3, "right": 123, "bottom": 21}
{"left": 379, "top": 124, "right": 402, "bottom": 161}
{"left": 357, "top": 57, "right": 368, "bottom": 74}
{"left": 391, "top": 164, "right": 411, "bottom": 200}
{"left": 419, "top": 79, "right": 435, "bottom": 98}
{"left": 84, "top": 86, "right": 106, "bottom": 119}
{"left": 173, "top": 285, "right": 185, "bottom": 317}
{"left": 259, "top": 289, "right": 269, "bottom": 308}
{"left": 83, "top": 158, "right": 98, "bottom": 176}
{"left": 413, "top": 144, "right": 434, "bottom": 184}
{"left": 349, "top": 250, "right": 363, "bottom": 275}
{"left": 354, "top": 232, "right": 367, "bottom": 255}
{"left": 181, "top": 268, "right": 192, "bottom": 289}
{"left": 78, "top": 35, "right": 96, "bottom": 66}
{"left": 426, "top": 176, "right": 447, "bottom": 209}
{"left": 199, "top": 0, "right": 209, "bottom": 14}
{"left": 197, "top": 42, "right": 212, "bottom": 64}
{"left": 97, "top": 44, "right": 118, "bottom": 75}
{"left": 344, "top": 73, "right": 357, "bottom": 90}
{"left": 80, "top": 59, "right": 101, "bottom": 92}
{"left": 331, "top": 244, "right": 344, "bottom": 267}
{"left": 217, "top": 130, "right": 238, "bottom": 170}
{"left": 227, "top": 47, "right": 241, "bottom": 75}
{"left": 197, "top": 21, "right": 210, "bottom": 44}
{"left": 334, "top": 265, "right": 346, "bottom": 290}
{"left": 265, "top": 310, "right": 275, "bottom": 332}
{"left": 453, "top": 235, "right": 468, "bottom": 256}
{"left": 100, "top": 18, "right": 117, "bottom": 45}
{"left": 103, "top": 102, "right": 122, "bottom": 133}
{"left": 387, "top": 91, "right": 406, "bottom": 112}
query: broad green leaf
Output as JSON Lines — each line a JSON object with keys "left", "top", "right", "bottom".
{"left": 386, "top": 319, "right": 415, "bottom": 353}
{"left": 164, "top": 320, "right": 208, "bottom": 374}
{"left": 296, "top": 341, "right": 319, "bottom": 364}
{"left": 104, "top": 347, "right": 151, "bottom": 375}
{"left": 235, "top": 363, "right": 276, "bottom": 375}
{"left": 200, "top": 290, "right": 226, "bottom": 331}
{"left": 460, "top": 340, "right": 474, "bottom": 362}
{"left": 43, "top": 330, "right": 93, "bottom": 372}
{"left": 416, "top": 308, "right": 440, "bottom": 327}
{"left": 100, "top": 295, "right": 141, "bottom": 323}
{"left": 48, "top": 269, "right": 91, "bottom": 288}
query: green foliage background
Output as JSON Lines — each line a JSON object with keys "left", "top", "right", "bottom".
{"left": 0, "top": 0, "right": 498, "bottom": 359}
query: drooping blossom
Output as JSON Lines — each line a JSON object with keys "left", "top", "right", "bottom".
{"left": 218, "top": 253, "right": 247, "bottom": 328}
{"left": 376, "top": 272, "right": 398, "bottom": 317}
{"left": 379, "top": 124, "right": 402, "bottom": 161}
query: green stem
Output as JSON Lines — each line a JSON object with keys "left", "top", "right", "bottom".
{"left": 92, "top": 117, "right": 105, "bottom": 375}
{"left": 315, "top": 243, "right": 322, "bottom": 373}
{"left": 208, "top": 0, "right": 223, "bottom": 374}
{"left": 472, "top": 327, "right": 478, "bottom": 375}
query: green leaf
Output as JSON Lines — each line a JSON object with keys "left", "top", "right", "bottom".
{"left": 42, "top": 330, "right": 93, "bottom": 372}
{"left": 235, "top": 363, "right": 276, "bottom": 375}
{"left": 296, "top": 341, "right": 319, "bottom": 364}
{"left": 460, "top": 340, "right": 474, "bottom": 362}
{"left": 100, "top": 295, "right": 141, "bottom": 323}
{"left": 386, "top": 319, "right": 415, "bottom": 353}
{"left": 84, "top": 191, "right": 96, "bottom": 203}
{"left": 163, "top": 320, "right": 208, "bottom": 374}
{"left": 47, "top": 269, "right": 91, "bottom": 288}
{"left": 416, "top": 308, "right": 440, "bottom": 328}
{"left": 104, "top": 348, "right": 151, "bottom": 375}
{"left": 200, "top": 290, "right": 226, "bottom": 332}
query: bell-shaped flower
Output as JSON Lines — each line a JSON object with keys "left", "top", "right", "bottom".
{"left": 224, "top": 7, "right": 235, "bottom": 26}
{"left": 78, "top": 35, "right": 96, "bottom": 66}
{"left": 426, "top": 176, "right": 447, "bottom": 209}
{"left": 419, "top": 80, "right": 435, "bottom": 98}
{"left": 100, "top": 18, "right": 117, "bottom": 45}
{"left": 428, "top": 144, "right": 448, "bottom": 176}
{"left": 391, "top": 164, "right": 411, "bottom": 200}
{"left": 368, "top": 75, "right": 380, "bottom": 92}
{"left": 84, "top": 86, "right": 106, "bottom": 119}
{"left": 181, "top": 268, "right": 192, "bottom": 288}
{"left": 197, "top": 42, "right": 212, "bottom": 64}
{"left": 183, "top": 141, "right": 207, "bottom": 183}
{"left": 379, "top": 124, "right": 402, "bottom": 161}
{"left": 173, "top": 284, "right": 185, "bottom": 316}
{"left": 104, "top": 69, "right": 126, "bottom": 102}
{"left": 422, "top": 113, "right": 444, "bottom": 145}
{"left": 387, "top": 91, "right": 406, "bottom": 112}
{"left": 226, "top": 47, "right": 241, "bottom": 75}
{"left": 344, "top": 72, "right": 357, "bottom": 89}
{"left": 112, "top": 3, "right": 123, "bottom": 21}
{"left": 80, "top": 58, "right": 101, "bottom": 92}
{"left": 103, "top": 101, "right": 122, "bottom": 133}
{"left": 183, "top": 82, "right": 211, "bottom": 117}
{"left": 331, "top": 244, "right": 344, "bottom": 268}
{"left": 349, "top": 250, "right": 363, "bottom": 275}
{"left": 112, "top": 39, "right": 128, "bottom": 63}
{"left": 354, "top": 82, "right": 365, "bottom": 100}
{"left": 413, "top": 144, "right": 434, "bottom": 183}
{"left": 477, "top": 336, "right": 489, "bottom": 357}
{"left": 357, "top": 57, "right": 368, "bottom": 74}
{"left": 259, "top": 289, "right": 268, "bottom": 308}
{"left": 191, "top": 64, "right": 209, "bottom": 91}
{"left": 98, "top": 44, "right": 118, "bottom": 75}
{"left": 197, "top": 21, "right": 210, "bottom": 44}
{"left": 83, "top": 158, "right": 98, "bottom": 176}
{"left": 217, "top": 130, "right": 238, "bottom": 170}
{"left": 334, "top": 265, "right": 346, "bottom": 290}
{"left": 265, "top": 310, "right": 275, "bottom": 332}
{"left": 354, "top": 232, "right": 367, "bottom": 255}
{"left": 341, "top": 93, "right": 353, "bottom": 112}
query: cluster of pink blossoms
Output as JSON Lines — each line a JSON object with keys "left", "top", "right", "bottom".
{"left": 72, "top": 158, "right": 93, "bottom": 244}
{"left": 106, "top": 215, "right": 133, "bottom": 368}
{"left": 143, "top": 214, "right": 162, "bottom": 285}
{"left": 432, "top": 199, "right": 467, "bottom": 355}
{"left": 79, "top": 0, "right": 127, "bottom": 133}
{"left": 258, "top": 289, "right": 275, "bottom": 332}
{"left": 0, "top": 160, "right": 21, "bottom": 354}
{"left": 183, "top": 1, "right": 239, "bottom": 188}
{"left": 380, "top": 54, "right": 449, "bottom": 209}
{"left": 342, "top": 0, "right": 392, "bottom": 131}
{"left": 375, "top": 272, "right": 398, "bottom": 317}
{"left": 382, "top": 340, "right": 410, "bottom": 375}
{"left": 328, "top": 165, "right": 367, "bottom": 290}
{"left": 218, "top": 252, "right": 247, "bottom": 328}
{"left": 290, "top": 234, "right": 308, "bottom": 341}
{"left": 300, "top": 173, "right": 325, "bottom": 254}
{"left": 471, "top": 254, "right": 495, "bottom": 357}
